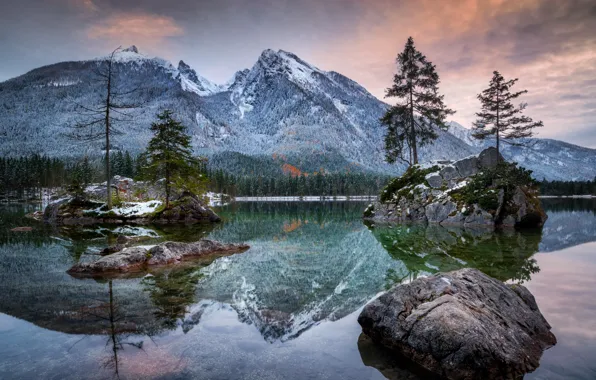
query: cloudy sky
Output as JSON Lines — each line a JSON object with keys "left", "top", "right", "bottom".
{"left": 1, "top": 0, "right": 595, "bottom": 147}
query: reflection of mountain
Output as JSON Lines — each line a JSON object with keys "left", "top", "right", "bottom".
{"left": 539, "top": 199, "right": 596, "bottom": 252}
{"left": 198, "top": 215, "right": 402, "bottom": 342}
{"left": 369, "top": 223, "right": 541, "bottom": 285}
{"left": 1, "top": 199, "right": 595, "bottom": 349}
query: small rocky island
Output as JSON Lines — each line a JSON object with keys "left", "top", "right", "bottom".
{"left": 68, "top": 239, "right": 249, "bottom": 276}
{"left": 42, "top": 176, "right": 220, "bottom": 225}
{"left": 358, "top": 268, "right": 556, "bottom": 379}
{"left": 364, "top": 148, "right": 547, "bottom": 228}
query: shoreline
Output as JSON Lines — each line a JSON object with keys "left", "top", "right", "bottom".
{"left": 233, "top": 196, "right": 378, "bottom": 202}
{"left": 539, "top": 195, "right": 596, "bottom": 199}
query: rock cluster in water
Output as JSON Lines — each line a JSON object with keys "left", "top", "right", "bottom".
{"left": 44, "top": 190, "right": 220, "bottom": 225}
{"left": 68, "top": 239, "right": 249, "bottom": 275}
{"left": 364, "top": 148, "right": 547, "bottom": 228}
{"left": 358, "top": 268, "right": 556, "bottom": 379}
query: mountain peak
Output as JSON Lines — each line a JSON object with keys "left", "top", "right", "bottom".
{"left": 178, "top": 60, "right": 191, "bottom": 71}
{"left": 254, "top": 48, "right": 324, "bottom": 87}
{"left": 122, "top": 45, "right": 139, "bottom": 54}
{"left": 176, "top": 60, "right": 222, "bottom": 96}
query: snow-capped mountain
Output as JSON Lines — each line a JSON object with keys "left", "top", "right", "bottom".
{"left": 0, "top": 46, "right": 594, "bottom": 180}
{"left": 448, "top": 122, "right": 596, "bottom": 180}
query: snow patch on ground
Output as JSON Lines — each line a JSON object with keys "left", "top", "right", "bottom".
{"left": 85, "top": 200, "right": 162, "bottom": 217}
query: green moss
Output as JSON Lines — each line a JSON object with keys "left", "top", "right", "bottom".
{"left": 102, "top": 210, "right": 118, "bottom": 218}
{"left": 380, "top": 165, "right": 440, "bottom": 203}
{"left": 363, "top": 204, "right": 375, "bottom": 218}
{"left": 449, "top": 162, "right": 536, "bottom": 214}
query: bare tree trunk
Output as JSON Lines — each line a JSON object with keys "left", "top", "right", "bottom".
{"left": 165, "top": 162, "right": 170, "bottom": 209}
{"left": 105, "top": 60, "right": 113, "bottom": 209}
{"left": 496, "top": 93, "right": 500, "bottom": 161}
{"left": 410, "top": 86, "right": 418, "bottom": 165}
{"left": 108, "top": 280, "right": 120, "bottom": 379}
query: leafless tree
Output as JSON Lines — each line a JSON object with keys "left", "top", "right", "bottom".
{"left": 69, "top": 47, "right": 140, "bottom": 209}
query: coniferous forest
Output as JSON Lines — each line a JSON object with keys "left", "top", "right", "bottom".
{"left": 0, "top": 153, "right": 391, "bottom": 200}
{"left": 3, "top": 153, "right": 596, "bottom": 201}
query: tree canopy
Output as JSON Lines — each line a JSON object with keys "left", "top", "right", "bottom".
{"left": 382, "top": 37, "right": 454, "bottom": 165}
{"left": 472, "top": 71, "right": 543, "bottom": 157}
{"left": 143, "top": 110, "right": 207, "bottom": 208}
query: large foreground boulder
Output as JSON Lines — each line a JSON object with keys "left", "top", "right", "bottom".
{"left": 68, "top": 239, "right": 249, "bottom": 275}
{"left": 358, "top": 268, "right": 556, "bottom": 379}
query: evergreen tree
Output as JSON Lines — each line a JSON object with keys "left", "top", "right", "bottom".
{"left": 124, "top": 151, "right": 134, "bottom": 178}
{"left": 144, "top": 110, "right": 206, "bottom": 209}
{"left": 382, "top": 37, "right": 454, "bottom": 165}
{"left": 80, "top": 156, "right": 93, "bottom": 185}
{"left": 472, "top": 71, "right": 543, "bottom": 157}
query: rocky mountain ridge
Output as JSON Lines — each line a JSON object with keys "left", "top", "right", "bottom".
{"left": 0, "top": 46, "right": 594, "bottom": 180}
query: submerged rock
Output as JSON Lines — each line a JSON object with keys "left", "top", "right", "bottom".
{"left": 68, "top": 239, "right": 249, "bottom": 275}
{"left": 10, "top": 226, "right": 33, "bottom": 232}
{"left": 358, "top": 268, "right": 556, "bottom": 380}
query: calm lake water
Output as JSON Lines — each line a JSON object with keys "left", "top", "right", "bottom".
{"left": 0, "top": 199, "right": 595, "bottom": 379}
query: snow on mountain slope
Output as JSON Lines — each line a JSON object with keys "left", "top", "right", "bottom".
{"left": 447, "top": 121, "right": 596, "bottom": 180}
{"left": 0, "top": 47, "right": 594, "bottom": 180}
{"left": 178, "top": 60, "right": 224, "bottom": 96}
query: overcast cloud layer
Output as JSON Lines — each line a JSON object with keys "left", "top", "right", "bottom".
{"left": 1, "top": 0, "right": 594, "bottom": 147}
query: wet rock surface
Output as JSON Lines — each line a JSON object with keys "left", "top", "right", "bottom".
{"left": 358, "top": 268, "right": 556, "bottom": 380}
{"left": 68, "top": 239, "right": 250, "bottom": 275}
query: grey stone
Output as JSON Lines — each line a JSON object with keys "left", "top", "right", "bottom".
{"left": 152, "top": 192, "right": 221, "bottom": 224}
{"left": 442, "top": 210, "right": 466, "bottom": 225}
{"left": 478, "top": 147, "right": 504, "bottom": 169}
{"left": 425, "top": 173, "right": 443, "bottom": 189}
{"left": 439, "top": 165, "right": 459, "bottom": 181}
{"left": 464, "top": 205, "right": 495, "bottom": 227}
{"left": 68, "top": 239, "right": 250, "bottom": 275}
{"left": 508, "top": 187, "right": 548, "bottom": 228}
{"left": 425, "top": 201, "right": 457, "bottom": 223}
{"left": 453, "top": 156, "right": 479, "bottom": 177}
{"left": 358, "top": 268, "right": 556, "bottom": 380}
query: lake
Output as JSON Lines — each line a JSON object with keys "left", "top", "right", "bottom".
{"left": 0, "top": 199, "right": 595, "bottom": 379}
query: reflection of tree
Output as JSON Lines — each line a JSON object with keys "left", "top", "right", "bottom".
{"left": 368, "top": 223, "right": 542, "bottom": 288}
{"left": 141, "top": 267, "right": 204, "bottom": 331}
{"left": 79, "top": 280, "right": 145, "bottom": 379}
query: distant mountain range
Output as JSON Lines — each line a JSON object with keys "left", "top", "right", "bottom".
{"left": 1, "top": 46, "right": 594, "bottom": 180}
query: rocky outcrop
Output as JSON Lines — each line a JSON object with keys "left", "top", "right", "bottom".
{"left": 358, "top": 268, "right": 556, "bottom": 380}
{"left": 151, "top": 192, "right": 221, "bottom": 224}
{"left": 365, "top": 148, "right": 547, "bottom": 229}
{"left": 43, "top": 192, "right": 220, "bottom": 225}
{"left": 68, "top": 239, "right": 249, "bottom": 275}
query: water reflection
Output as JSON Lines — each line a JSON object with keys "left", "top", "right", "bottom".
{"left": 0, "top": 200, "right": 595, "bottom": 379}
{"left": 367, "top": 223, "right": 542, "bottom": 285}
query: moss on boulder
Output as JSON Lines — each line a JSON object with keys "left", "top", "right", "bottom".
{"left": 365, "top": 148, "right": 547, "bottom": 229}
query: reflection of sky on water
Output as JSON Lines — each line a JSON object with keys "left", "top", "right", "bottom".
{"left": 0, "top": 201, "right": 595, "bottom": 379}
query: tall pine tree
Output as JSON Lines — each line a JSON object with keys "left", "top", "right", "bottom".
{"left": 472, "top": 71, "right": 543, "bottom": 157}
{"left": 144, "top": 110, "right": 206, "bottom": 209}
{"left": 382, "top": 37, "right": 454, "bottom": 165}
